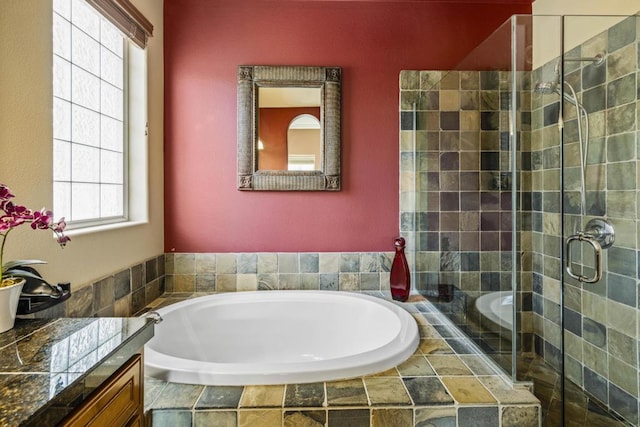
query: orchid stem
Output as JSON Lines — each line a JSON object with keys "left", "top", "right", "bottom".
{"left": 0, "top": 231, "right": 7, "bottom": 282}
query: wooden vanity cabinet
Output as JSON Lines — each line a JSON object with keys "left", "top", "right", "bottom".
{"left": 60, "top": 353, "right": 143, "bottom": 427}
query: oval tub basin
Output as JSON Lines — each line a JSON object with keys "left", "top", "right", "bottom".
{"left": 475, "top": 291, "right": 513, "bottom": 339}
{"left": 144, "top": 291, "right": 419, "bottom": 385}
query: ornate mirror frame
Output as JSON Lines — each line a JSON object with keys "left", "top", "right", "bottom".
{"left": 237, "top": 65, "right": 341, "bottom": 191}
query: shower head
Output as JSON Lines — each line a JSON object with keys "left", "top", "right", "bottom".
{"left": 534, "top": 80, "right": 581, "bottom": 108}
{"left": 534, "top": 81, "right": 558, "bottom": 95}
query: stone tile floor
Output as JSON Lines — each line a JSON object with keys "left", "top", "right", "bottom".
{"left": 141, "top": 292, "right": 541, "bottom": 426}
{"left": 515, "top": 354, "right": 631, "bottom": 427}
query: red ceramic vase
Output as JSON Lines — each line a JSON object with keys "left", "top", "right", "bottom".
{"left": 390, "top": 237, "right": 410, "bottom": 302}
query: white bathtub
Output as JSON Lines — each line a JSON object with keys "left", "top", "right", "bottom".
{"left": 144, "top": 291, "right": 419, "bottom": 385}
{"left": 475, "top": 291, "right": 514, "bottom": 338}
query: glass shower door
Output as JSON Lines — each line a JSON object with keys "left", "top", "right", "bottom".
{"left": 560, "top": 14, "right": 639, "bottom": 427}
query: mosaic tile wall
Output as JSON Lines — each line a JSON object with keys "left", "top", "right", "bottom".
{"left": 23, "top": 254, "right": 165, "bottom": 319}
{"left": 164, "top": 252, "right": 394, "bottom": 293}
{"left": 398, "top": 69, "right": 530, "bottom": 363}
{"left": 530, "top": 16, "right": 640, "bottom": 425}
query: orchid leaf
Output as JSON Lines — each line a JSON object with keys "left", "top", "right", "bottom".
{"left": 3, "top": 268, "right": 47, "bottom": 282}
{"left": 1, "top": 260, "right": 47, "bottom": 273}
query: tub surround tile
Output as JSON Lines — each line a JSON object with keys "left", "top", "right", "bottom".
{"left": 368, "top": 366, "right": 400, "bottom": 377}
{"left": 371, "top": 408, "right": 413, "bottom": 427}
{"left": 326, "top": 379, "right": 368, "bottom": 406}
{"left": 241, "top": 385, "right": 286, "bottom": 408}
{"left": 403, "top": 377, "right": 455, "bottom": 405}
{"left": 152, "top": 383, "right": 204, "bottom": 409}
{"left": 300, "top": 253, "right": 319, "bottom": 273}
{"left": 327, "top": 409, "right": 370, "bottom": 427}
{"left": 479, "top": 377, "right": 540, "bottom": 404}
{"left": 440, "top": 376, "right": 496, "bottom": 404}
{"left": 364, "top": 377, "right": 412, "bottom": 405}
{"left": 195, "top": 385, "right": 244, "bottom": 409}
{"left": 238, "top": 253, "right": 258, "bottom": 274}
{"left": 144, "top": 377, "right": 168, "bottom": 411}
{"left": 414, "top": 407, "right": 457, "bottom": 426}
{"left": 278, "top": 253, "right": 299, "bottom": 273}
{"left": 150, "top": 410, "right": 193, "bottom": 426}
{"left": 418, "top": 338, "right": 453, "bottom": 355}
{"left": 396, "top": 355, "right": 436, "bottom": 376}
{"left": 258, "top": 253, "right": 278, "bottom": 273}
{"left": 284, "top": 383, "right": 325, "bottom": 407}
{"left": 217, "top": 254, "right": 237, "bottom": 274}
{"left": 195, "top": 253, "right": 217, "bottom": 274}
{"left": 502, "top": 406, "right": 540, "bottom": 427}
{"left": 284, "top": 410, "right": 325, "bottom": 426}
{"left": 238, "top": 410, "right": 282, "bottom": 427}
{"left": 319, "top": 253, "right": 340, "bottom": 273}
{"left": 144, "top": 293, "right": 540, "bottom": 425}
{"left": 194, "top": 410, "right": 237, "bottom": 426}
{"left": 174, "top": 253, "right": 195, "bottom": 274}
{"left": 427, "top": 355, "right": 473, "bottom": 376}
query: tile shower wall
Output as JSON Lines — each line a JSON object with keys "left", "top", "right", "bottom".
{"left": 164, "top": 252, "right": 394, "bottom": 293}
{"left": 531, "top": 16, "right": 640, "bottom": 424}
{"left": 25, "top": 255, "right": 165, "bottom": 319}
{"left": 398, "top": 70, "right": 531, "bottom": 362}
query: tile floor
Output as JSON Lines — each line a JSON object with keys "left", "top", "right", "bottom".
{"left": 516, "top": 354, "right": 631, "bottom": 427}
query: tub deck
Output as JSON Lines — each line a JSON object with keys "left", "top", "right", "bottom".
{"left": 142, "top": 292, "right": 540, "bottom": 426}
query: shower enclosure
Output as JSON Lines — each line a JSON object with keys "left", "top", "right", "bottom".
{"left": 401, "top": 13, "right": 639, "bottom": 426}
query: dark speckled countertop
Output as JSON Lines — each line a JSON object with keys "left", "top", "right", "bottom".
{"left": 0, "top": 317, "right": 154, "bottom": 426}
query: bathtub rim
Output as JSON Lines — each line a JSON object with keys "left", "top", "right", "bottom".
{"left": 144, "top": 290, "right": 420, "bottom": 386}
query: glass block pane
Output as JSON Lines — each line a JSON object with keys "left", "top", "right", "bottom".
{"left": 100, "top": 184, "right": 124, "bottom": 217}
{"left": 54, "top": 181, "right": 71, "bottom": 220}
{"left": 71, "top": 105, "right": 99, "bottom": 147}
{"left": 101, "top": 47, "right": 123, "bottom": 89}
{"left": 71, "top": 144, "right": 100, "bottom": 182}
{"left": 54, "top": 140, "right": 71, "bottom": 181}
{"left": 100, "top": 116, "right": 123, "bottom": 152}
{"left": 53, "top": 13, "right": 71, "bottom": 60}
{"left": 72, "top": 26, "right": 99, "bottom": 75}
{"left": 53, "top": 56, "right": 71, "bottom": 101}
{"left": 101, "top": 19, "right": 123, "bottom": 58}
{"left": 71, "top": 0, "right": 99, "bottom": 40}
{"left": 71, "top": 183, "right": 100, "bottom": 221}
{"left": 101, "top": 82, "right": 123, "bottom": 120}
{"left": 53, "top": 0, "right": 71, "bottom": 20}
{"left": 71, "top": 65, "right": 99, "bottom": 110}
{"left": 53, "top": 98, "right": 71, "bottom": 141}
{"left": 100, "top": 151, "right": 123, "bottom": 184}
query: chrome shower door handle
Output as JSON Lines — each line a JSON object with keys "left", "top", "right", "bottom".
{"left": 565, "top": 232, "right": 602, "bottom": 284}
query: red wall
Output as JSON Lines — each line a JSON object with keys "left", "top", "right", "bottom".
{"left": 164, "top": 0, "right": 531, "bottom": 253}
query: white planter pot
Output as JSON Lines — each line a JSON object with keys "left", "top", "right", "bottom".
{"left": 0, "top": 279, "right": 25, "bottom": 333}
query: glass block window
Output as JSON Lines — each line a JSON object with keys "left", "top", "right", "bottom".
{"left": 53, "top": 0, "right": 127, "bottom": 225}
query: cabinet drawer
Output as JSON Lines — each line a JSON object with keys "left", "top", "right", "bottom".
{"left": 60, "top": 354, "right": 142, "bottom": 427}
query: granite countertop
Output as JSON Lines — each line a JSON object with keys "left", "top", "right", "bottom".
{"left": 0, "top": 317, "right": 154, "bottom": 426}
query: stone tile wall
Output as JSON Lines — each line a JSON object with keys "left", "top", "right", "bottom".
{"left": 23, "top": 254, "right": 165, "bottom": 319}
{"left": 164, "top": 252, "right": 394, "bottom": 293}
{"left": 398, "top": 69, "right": 530, "bottom": 366}
{"left": 530, "top": 16, "right": 640, "bottom": 425}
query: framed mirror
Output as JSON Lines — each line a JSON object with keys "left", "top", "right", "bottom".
{"left": 237, "top": 65, "right": 341, "bottom": 191}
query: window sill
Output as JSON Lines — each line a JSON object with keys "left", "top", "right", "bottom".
{"left": 64, "top": 220, "right": 148, "bottom": 238}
